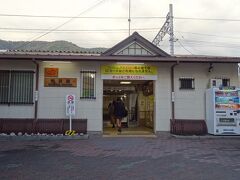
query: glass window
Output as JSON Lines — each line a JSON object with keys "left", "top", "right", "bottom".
{"left": 222, "top": 78, "right": 230, "bottom": 87}
{"left": 141, "top": 49, "right": 148, "bottom": 55}
{"left": 80, "top": 70, "right": 96, "bottom": 99}
{"left": 116, "top": 42, "right": 154, "bottom": 56}
{"left": 135, "top": 48, "right": 142, "bottom": 55}
{"left": 0, "top": 70, "right": 34, "bottom": 104}
{"left": 129, "top": 48, "right": 135, "bottom": 55}
{"left": 121, "top": 49, "right": 128, "bottom": 55}
{"left": 179, "top": 78, "right": 195, "bottom": 90}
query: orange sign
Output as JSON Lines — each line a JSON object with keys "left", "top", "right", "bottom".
{"left": 44, "top": 68, "right": 59, "bottom": 77}
{"left": 44, "top": 78, "right": 77, "bottom": 87}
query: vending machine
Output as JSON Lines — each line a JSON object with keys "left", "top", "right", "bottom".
{"left": 206, "top": 87, "right": 240, "bottom": 135}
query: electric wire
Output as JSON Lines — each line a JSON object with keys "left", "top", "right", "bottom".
{"left": 0, "top": 27, "right": 160, "bottom": 32}
{"left": 176, "top": 40, "right": 193, "bottom": 55}
{"left": 2, "top": 12, "right": 240, "bottom": 51}
{"left": 174, "top": 17, "right": 240, "bottom": 22}
{"left": 1, "top": 13, "right": 240, "bottom": 22}
{"left": 175, "top": 31, "right": 240, "bottom": 40}
{"left": 14, "top": 0, "right": 107, "bottom": 49}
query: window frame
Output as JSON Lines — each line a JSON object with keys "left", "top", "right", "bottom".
{"left": 0, "top": 70, "right": 34, "bottom": 105}
{"left": 179, "top": 77, "right": 195, "bottom": 90}
{"left": 80, "top": 70, "right": 96, "bottom": 100}
{"left": 115, "top": 42, "right": 155, "bottom": 56}
{"left": 222, "top": 78, "right": 230, "bottom": 87}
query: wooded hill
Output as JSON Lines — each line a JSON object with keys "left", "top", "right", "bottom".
{"left": 0, "top": 39, "right": 107, "bottom": 53}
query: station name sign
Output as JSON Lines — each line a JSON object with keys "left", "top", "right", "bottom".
{"left": 101, "top": 64, "right": 158, "bottom": 80}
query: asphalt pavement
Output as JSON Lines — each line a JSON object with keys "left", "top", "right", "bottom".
{"left": 0, "top": 134, "right": 240, "bottom": 180}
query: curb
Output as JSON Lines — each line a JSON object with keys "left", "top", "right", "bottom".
{"left": 171, "top": 134, "right": 240, "bottom": 139}
{"left": 0, "top": 134, "right": 89, "bottom": 141}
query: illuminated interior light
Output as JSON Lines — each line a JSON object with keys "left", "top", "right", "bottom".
{"left": 120, "top": 81, "right": 132, "bottom": 84}
{"left": 43, "top": 61, "right": 72, "bottom": 64}
{"left": 90, "top": 74, "right": 95, "bottom": 78}
{"left": 116, "top": 62, "right": 144, "bottom": 65}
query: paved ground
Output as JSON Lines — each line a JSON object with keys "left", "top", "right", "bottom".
{"left": 1, "top": 134, "right": 240, "bottom": 180}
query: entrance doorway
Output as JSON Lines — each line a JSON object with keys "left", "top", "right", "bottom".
{"left": 103, "top": 80, "right": 155, "bottom": 135}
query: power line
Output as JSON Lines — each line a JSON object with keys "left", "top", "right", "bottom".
{"left": 176, "top": 31, "right": 240, "bottom": 40}
{"left": 175, "top": 17, "right": 240, "bottom": 22}
{"left": 1, "top": 13, "right": 240, "bottom": 22}
{"left": 175, "top": 32, "right": 240, "bottom": 51}
{"left": 176, "top": 31, "right": 240, "bottom": 48}
{"left": 0, "top": 27, "right": 160, "bottom": 32}
{"left": 0, "top": 14, "right": 165, "bottom": 19}
{"left": 0, "top": 14, "right": 127, "bottom": 19}
{"left": 180, "top": 39, "right": 240, "bottom": 49}
{"left": 182, "top": 39, "right": 240, "bottom": 47}
{"left": 15, "top": 0, "right": 107, "bottom": 49}
{"left": 176, "top": 40, "right": 193, "bottom": 55}
{"left": 2, "top": 27, "right": 240, "bottom": 38}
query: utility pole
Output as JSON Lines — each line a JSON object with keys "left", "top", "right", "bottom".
{"left": 169, "top": 4, "right": 174, "bottom": 56}
{"left": 128, "top": 0, "right": 131, "bottom": 36}
{"left": 152, "top": 4, "right": 175, "bottom": 56}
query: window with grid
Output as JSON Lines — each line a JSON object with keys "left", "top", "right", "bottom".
{"left": 0, "top": 70, "right": 34, "bottom": 104}
{"left": 179, "top": 77, "right": 195, "bottom": 90}
{"left": 116, "top": 42, "right": 154, "bottom": 56}
{"left": 80, "top": 70, "right": 96, "bottom": 99}
{"left": 222, "top": 78, "right": 230, "bottom": 87}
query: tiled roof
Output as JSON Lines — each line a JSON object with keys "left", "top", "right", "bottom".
{"left": 4, "top": 49, "right": 102, "bottom": 56}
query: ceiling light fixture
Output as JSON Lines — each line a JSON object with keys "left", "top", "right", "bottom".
{"left": 43, "top": 61, "right": 72, "bottom": 64}
{"left": 116, "top": 62, "right": 144, "bottom": 65}
{"left": 120, "top": 81, "right": 132, "bottom": 84}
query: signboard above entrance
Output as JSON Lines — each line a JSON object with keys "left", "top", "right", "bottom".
{"left": 101, "top": 64, "right": 157, "bottom": 80}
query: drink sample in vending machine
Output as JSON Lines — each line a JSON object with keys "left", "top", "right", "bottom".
{"left": 206, "top": 88, "right": 240, "bottom": 135}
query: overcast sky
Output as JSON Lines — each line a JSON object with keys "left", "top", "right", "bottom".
{"left": 0, "top": 0, "right": 240, "bottom": 56}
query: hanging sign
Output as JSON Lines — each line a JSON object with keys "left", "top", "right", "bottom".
{"left": 101, "top": 64, "right": 157, "bottom": 80}
{"left": 66, "top": 94, "right": 76, "bottom": 116}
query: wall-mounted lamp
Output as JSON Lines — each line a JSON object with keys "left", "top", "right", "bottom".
{"left": 208, "top": 63, "right": 213, "bottom": 72}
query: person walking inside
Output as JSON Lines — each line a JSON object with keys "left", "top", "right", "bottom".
{"left": 108, "top": 100, "right": 116, "bottom": 128}
{"left": 113, "top": 97, "right": 126, "bottom": 133}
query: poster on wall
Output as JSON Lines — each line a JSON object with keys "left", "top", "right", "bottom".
{"left": 44, "top": 78, "right": 77, "bottom": 87}
{"left": 101, "top": 64, "right": 158, "bottom": 80}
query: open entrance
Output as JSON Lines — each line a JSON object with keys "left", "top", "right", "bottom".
{"left": 103, "top": 80, "right": 155, "bottom": 135}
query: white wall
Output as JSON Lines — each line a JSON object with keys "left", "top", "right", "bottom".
{"left": 0, "top": 60, "right": 35, "bottom": 118}
{"left": 38, "top": 61, "right": 103, "bottom": 132}
{"left": 174, "top": 63, "right": 239, "bottom": 120}
{"left": 0, "top": 60, "right": 239, "bottom": 132}
{"left": 154, "top": 63, "right": 172, "bottom": 132}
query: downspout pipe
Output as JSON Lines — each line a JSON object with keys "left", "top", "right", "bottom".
{"left": 32, "top": 59, "right": 39, "bottom": 130}
{"left": 171, "top": 61, "right": 179, "bottom": 121}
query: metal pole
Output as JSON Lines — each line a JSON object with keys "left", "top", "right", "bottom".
{"left": 169, "top": 4, "right": 174, "bottom": 56}
{"left": 128, "top": 0, "right": 131, "bottom": 36}
{"left": 70, "top": 115, "right": 72, "bottom": 131}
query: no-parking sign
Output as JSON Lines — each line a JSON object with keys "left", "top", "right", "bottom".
{"left": 66, "top": 94, "right": 75, "bottom": 116}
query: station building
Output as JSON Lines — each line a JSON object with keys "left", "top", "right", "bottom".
{"left": 0, "top": 32, "right": 239, "bottom": 136}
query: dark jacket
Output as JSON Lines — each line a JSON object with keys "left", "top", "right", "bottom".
{"left": 114, "top": 100, "right": 125, "bottom": 118}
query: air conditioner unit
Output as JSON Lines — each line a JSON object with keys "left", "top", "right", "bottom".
{"left": 210, "top": 79, "right": 222, "bottom": 88}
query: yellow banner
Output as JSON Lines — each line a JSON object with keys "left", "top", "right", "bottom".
{"left": 101, "top": 64, "right": 157, "bottom": 75}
